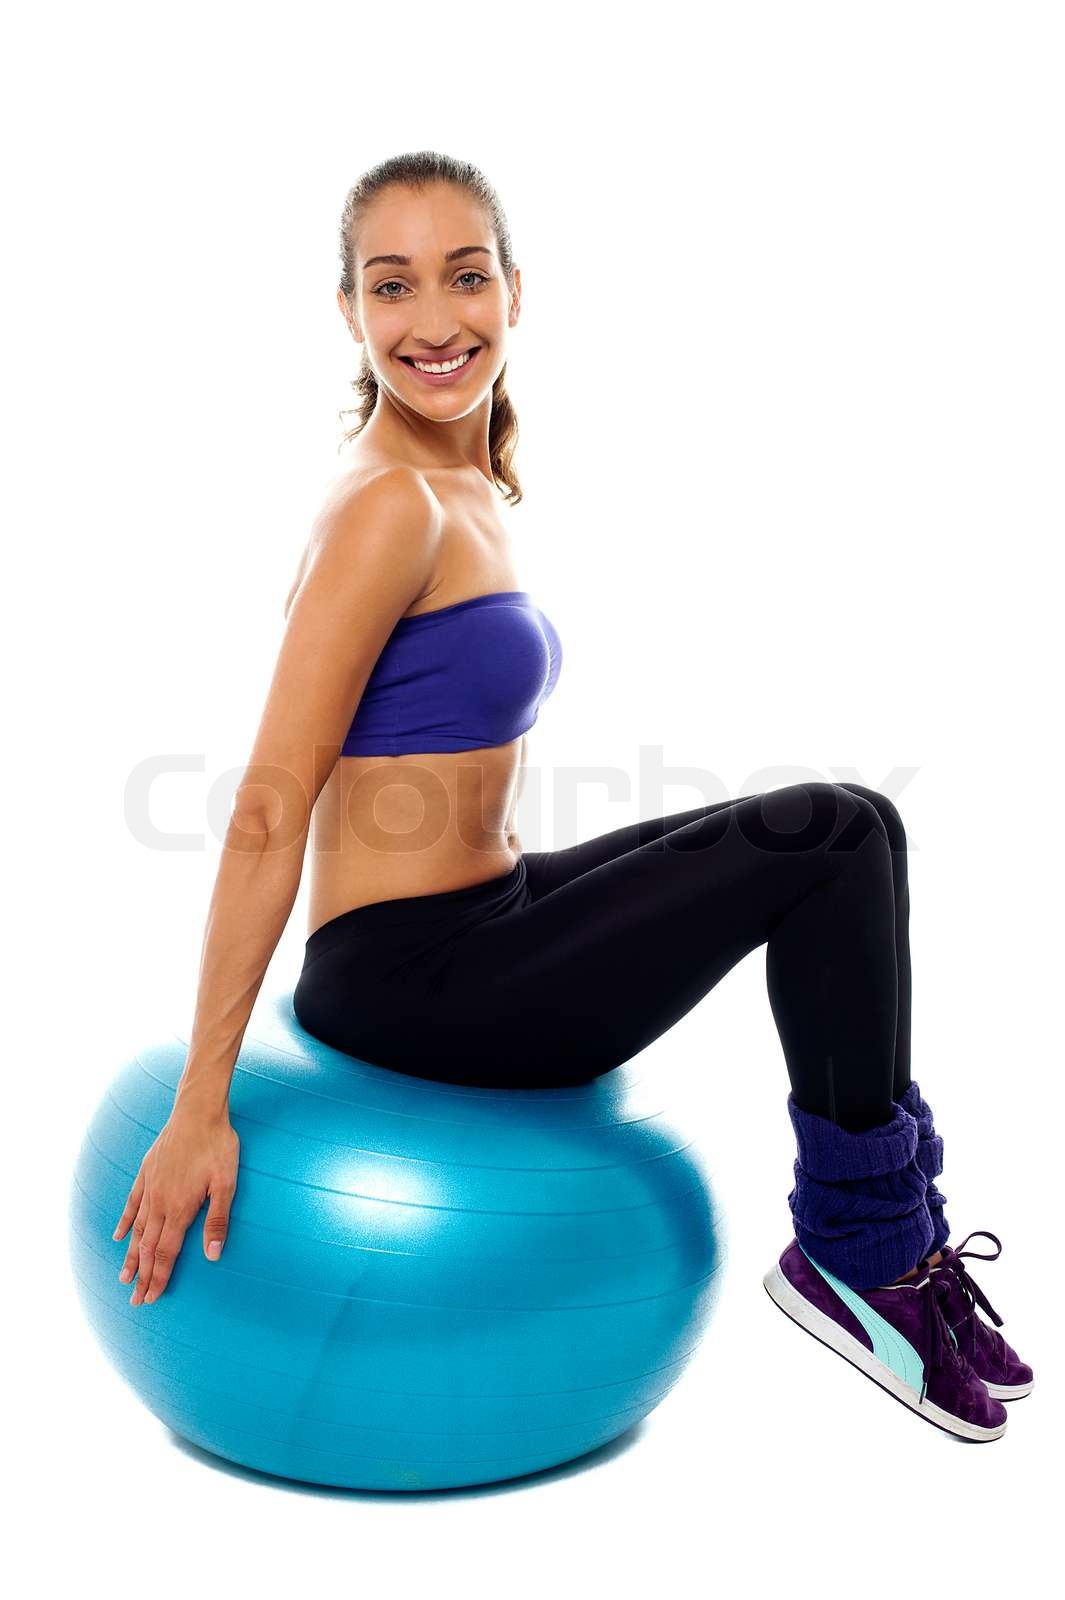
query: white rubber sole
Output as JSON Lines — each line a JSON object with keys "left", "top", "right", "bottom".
{"left": 763, "top": 1260, "right": 1007, "bottom": 1442}
{"left": 985, "top": 1376, "right": 1034, "bottom": 1401}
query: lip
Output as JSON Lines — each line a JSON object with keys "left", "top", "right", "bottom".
{"left": 398, "top": 344, "right": 477, "bottom": 364}
{"left": 396, "top": 346, "right": 482, "bottom": 386}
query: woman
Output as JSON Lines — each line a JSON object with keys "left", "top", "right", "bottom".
{"left": 113, "top": 150, "right": 1032, "bottom": 1442}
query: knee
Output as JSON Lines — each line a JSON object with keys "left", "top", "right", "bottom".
{"left": 757, "top": 782, "right": 892, "bottom": 857}
{"left": 836, "top": 784, "right": 906, "bottom": 851}
{"left": 754, "top": 782, "right": 888, "bottom": 854}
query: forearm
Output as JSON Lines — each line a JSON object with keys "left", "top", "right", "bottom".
{"left": 175, "top": 809, "right": 306, "bottom": 1120}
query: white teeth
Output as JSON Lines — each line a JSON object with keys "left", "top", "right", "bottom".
{"left": 410, "top": 350, "right": 473, "bottom": 374}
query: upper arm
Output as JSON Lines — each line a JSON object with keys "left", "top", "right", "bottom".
{"left": 234, "top": 467, "right": 440, "bottom": 833}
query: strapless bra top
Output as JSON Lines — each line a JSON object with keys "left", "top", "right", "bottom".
{"left": 341, "top": 589, "right": 563, "bottom": 758}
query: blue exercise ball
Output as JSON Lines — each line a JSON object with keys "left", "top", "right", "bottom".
{"left": 69, "top": 991, "right": 726, "bottom": 1492}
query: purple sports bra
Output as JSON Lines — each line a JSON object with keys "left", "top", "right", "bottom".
{"left": 341, "top": 589, "right": 563, "bottom": 758}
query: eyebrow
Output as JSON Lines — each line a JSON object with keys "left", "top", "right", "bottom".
{"left": 362, "top": 244, "right": 494, "bottom": 273}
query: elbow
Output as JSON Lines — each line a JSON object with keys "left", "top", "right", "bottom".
{"left": 227, "top": 800, "right": 310, "bottom": 859}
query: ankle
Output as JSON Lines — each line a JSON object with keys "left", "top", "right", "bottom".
{"left": 889, "top": 1248, "right": 943, "bottom": 1285}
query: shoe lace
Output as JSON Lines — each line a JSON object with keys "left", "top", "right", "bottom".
{"left": 940, "top": 1229, "right": 1005, "bottom": 1361}
{"left": 917, "top": 1266, "right": 979, "bottom": 1405}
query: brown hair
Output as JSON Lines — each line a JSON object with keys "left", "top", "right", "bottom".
{"left": 336, "top": 151, "right": 522, "bottom": 506}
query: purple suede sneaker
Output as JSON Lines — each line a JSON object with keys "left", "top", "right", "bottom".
{"left": 763, "top": 1238, "right": 1008, "bottom": 1441}
{"left": 933, "top": 1230, "right": 1034, "bottom": 1401}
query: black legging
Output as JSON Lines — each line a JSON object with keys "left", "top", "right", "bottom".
{"left": 293, "top": 781, "right": 911, "bottom": 1131}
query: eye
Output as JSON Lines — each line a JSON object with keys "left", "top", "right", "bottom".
{"left": 455, "top": 270, "right": 490, "bottom": 291}
{"left": 372, "top": 270, "right": 490, "bottom": 299}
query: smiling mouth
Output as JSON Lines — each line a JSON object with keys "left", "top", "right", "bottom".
{"left": 398, "top": 346, "right": 480, "bottom": 371}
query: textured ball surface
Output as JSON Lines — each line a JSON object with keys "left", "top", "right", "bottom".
{"left": 69, "top": 991, "right": 726, "bottom": 1491}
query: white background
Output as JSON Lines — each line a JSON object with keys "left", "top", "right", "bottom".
{"left": 6, "top": 1, "right": 1062, "bottom": 1595}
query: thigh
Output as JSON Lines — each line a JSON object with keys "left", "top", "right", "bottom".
{"left": 435, "top": 782, "right": 880, "bottom": 1083}
{"left": 522, "top": 793, "right": 754, "bottom": 901}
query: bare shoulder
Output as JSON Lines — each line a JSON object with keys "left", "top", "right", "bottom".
{"left": 285, "top": 465, "right": 442, "bottom": 620}
{"left": 318, "top": 462, "right": 441, "bottom": 535}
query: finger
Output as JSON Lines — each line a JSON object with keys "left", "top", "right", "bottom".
{"left": 119, "top": 1191, "right": 150, "bottom": 1287}
{"left": 113, "top": 1170, "right": 145, "bottom": 1243}
{"left": 130, "top": 1208, "right": 166, "bottom": 1306}
{"left": 140, "top": 1220, "right": 188, "bottom": 1304}
{"left": 203, "top": 1182, "right": 235, "bottom": 1261}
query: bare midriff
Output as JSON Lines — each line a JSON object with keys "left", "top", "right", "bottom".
{"left": 305, "top": 732, "right": 526, "bottom": 936}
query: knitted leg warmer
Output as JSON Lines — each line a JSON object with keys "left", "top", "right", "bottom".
{"left": 787, "top": 1092, "right": 934, "bottom": 1290}
{"left": 897, "top": 1079, "right": 950, "bottom": 1255}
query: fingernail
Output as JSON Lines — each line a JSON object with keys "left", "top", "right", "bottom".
{"left": 207, "top": 1242, "right": 222, "bottom": 1261}
{"left": 119, "top": 1267, "right": 131, "bottom": 1283}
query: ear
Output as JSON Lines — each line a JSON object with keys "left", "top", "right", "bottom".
{"left": 509, "top": 266, "right": 522, "bottom": 326}
{"left": 336, "top": 287, "right": 361, "bottom": 339}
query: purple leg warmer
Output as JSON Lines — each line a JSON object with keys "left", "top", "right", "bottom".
{"left": 787, "top": 1092, "right": 934, "bottom": 1290}
{"left": 897, "top": 1079, "right": 950, "bottom": 1255}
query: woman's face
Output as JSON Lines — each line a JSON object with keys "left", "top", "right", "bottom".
{"left": 341, "top": 183, "right": 519, "bottom": 420}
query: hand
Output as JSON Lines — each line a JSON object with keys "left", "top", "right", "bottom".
{"left": 112, "top": 1105, "right": 240, "bottom": 1306}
